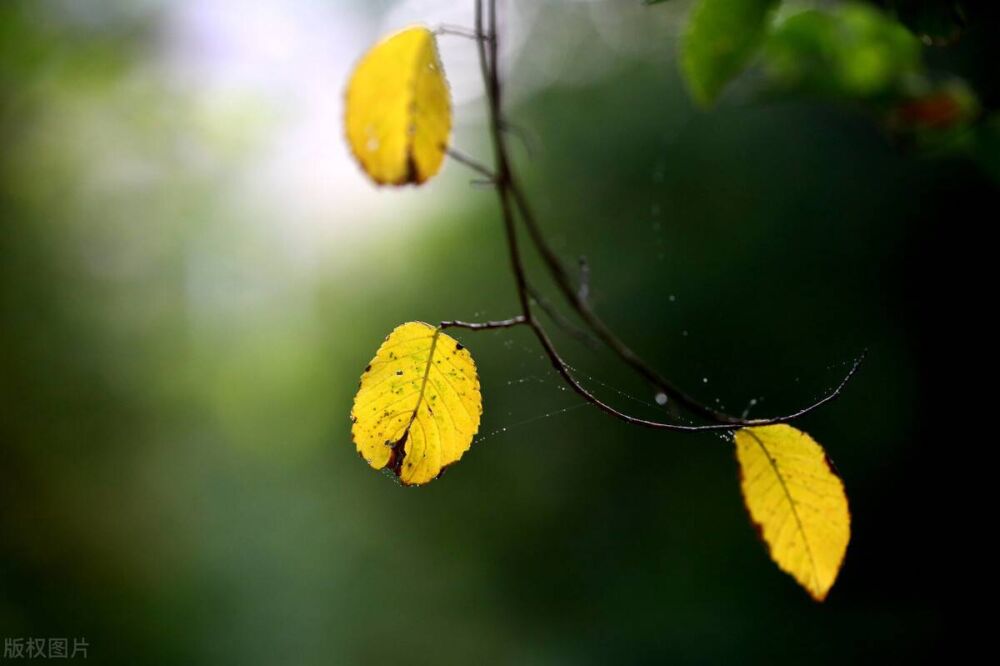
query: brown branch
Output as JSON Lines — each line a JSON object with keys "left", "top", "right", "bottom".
{"left": 507, "top": 178, "right": 748, "bottom": 424}
{"left": 440, "top": 316, "right": 526, "bottom": 330}
{"left": 445, "top": 147, "right": 495, "bottom": 181}
{"left": 527, "top": 283, "right": 601, "bottom": 350}
{"left": 434, "top": 24, "right": 487, "bottom": 41}
{"left": 470, "top": 0, "right": 862, "bottom": 433}
{"left": 500, "top": 71, "right": 861, "bottom": 427}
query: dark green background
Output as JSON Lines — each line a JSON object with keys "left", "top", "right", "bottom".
{"left": 2, "top": 1, "right": 987, "bottom": 663}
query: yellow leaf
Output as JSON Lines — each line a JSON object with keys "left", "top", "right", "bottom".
{"left": 351, "top": 322, "right": 482, "bottom": 485}
{"left": 734, "top": 424, "right": 850, "bottom": 601}
{"left": 344, "top": 26, "right": 451, "bottom": 186}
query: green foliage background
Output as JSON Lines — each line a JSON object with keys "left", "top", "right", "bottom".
{"left": 2, "top": 0, "right": 988, "bottom": 663}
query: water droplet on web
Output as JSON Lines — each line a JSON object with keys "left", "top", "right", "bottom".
{"left": 655, "top": 392, "right": 668, "bottom": 406}
{"left": 669, "top": 294, "right": 676, "bottom": 302}
{"left": 702, "top": 377, "right": 709, "bottom": 384}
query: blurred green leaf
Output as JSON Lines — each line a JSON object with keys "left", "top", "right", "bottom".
{"left": 762, "top": 3, "right": 922, "bottom": 100}
{"left": 681, "top": 0, "right": 781, "bottom": 105}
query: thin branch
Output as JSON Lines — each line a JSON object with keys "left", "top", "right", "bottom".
{"left": 445, "top": 146, "right": 495, "bottom": 181}
{"left": 527, "top": 283, "right": 601, "bottom": 349}
{"left": 505, "top": 177, "right": 740, "bottom": 423}
{"left": 472, "top": 0, "right": 861, "bottom": 433}
{"left": 440, "top": 316, "right": 526, "bottom": 330}
{"left": 477, "top": 0, "right": 530, "bottom": 323}
{"left": 505, "top": 150, "right": 862, "bottom": 427}
{"left": 435, "top": 24, "right": 487, "bottom": 41}
{"left": 499, "top": 119, "right": 538, "bottom": 157}
{"left": 474, "top": 1, "right": 723, "bottom": 433}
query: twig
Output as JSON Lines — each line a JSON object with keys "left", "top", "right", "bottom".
{"left": 527, "top": 283, "right": 601, "bottom": 349}
{"left": 475, "top": 1, "right": 724, "bottom": 432}
{"left": 505, "top": 146, "right": 862, "bottom": 426}
{"left": 470, "top": 0, "right": 862, "bottom": 433}
{"left": 440, "top": 316, "right": 526, "bottom": 330}
{"left": 445, "top": 147, "right": 495, "bottom": 181}
{"left": 435, "top": 24, "right": 487, "bottom": 41}
{"left": 499, "top": 119, "right": 538, "bottom": 157}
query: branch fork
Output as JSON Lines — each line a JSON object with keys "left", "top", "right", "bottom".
{"left": 442, "top": 0, "right": 863, "bottom": 434}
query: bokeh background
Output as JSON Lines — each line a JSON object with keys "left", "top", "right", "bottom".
{"left": 2, "top": 1, "right": 991, "bottom": 663}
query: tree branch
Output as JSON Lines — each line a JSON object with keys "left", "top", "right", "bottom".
{"left": 501, "top": 70, "right": 861, "bottom": 428}
{"left": 445, "top": 147, "right": 495, "bottom": 181}
{"left": 440, "top": 316, "right": 526, "bottom": 330}
{"left": 435, "top": 24, "right": 488, "bottom": 41}
{"left": 471, "top": 0, "right": 862, "bottom": 433}
{"left": 527, "top": 283, "right": 601, "bottom": 349}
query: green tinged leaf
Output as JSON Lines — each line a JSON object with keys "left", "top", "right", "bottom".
{"left": 681, "top": 0, "right": 781, "bottom": 105}
{"left": 761, "top": 4, "right": 922, "bottom": 100}
{"left": 760, "top": 4, "right": 979, "bottom": 153}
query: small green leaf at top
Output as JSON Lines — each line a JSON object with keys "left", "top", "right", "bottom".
{"left": 681, "top": 0, "right": 781, "bottom": 106}
{"left": 761, "top": 4, "right": 922, "bottom": 100}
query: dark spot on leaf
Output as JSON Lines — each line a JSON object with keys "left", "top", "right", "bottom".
{"left": 404, "top": 152, "right": 419, "bottom": 184}
{"left": 455, "top": 343, "right": 464, "bottom": 351}
{"left": 386, "top": 430, "right": 410, "bottom": 478}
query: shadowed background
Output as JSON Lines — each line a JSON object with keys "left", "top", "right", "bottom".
{"left": 2, "top": 1, "right": 988, "bottom": 663}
